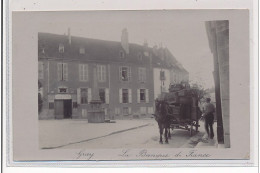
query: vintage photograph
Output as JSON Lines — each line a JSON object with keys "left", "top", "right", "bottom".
{"left": 37, "top": 11, "right": 230, "bottom": 150}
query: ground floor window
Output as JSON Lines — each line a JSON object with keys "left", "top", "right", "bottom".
{"left": 99, "top": 88, "right": 105, "bottom": 103}
{"left": 73, "top": 102, "right": 77, "bottom": 108}
{"left": 122, "top": 89, "right": 129, "bottom": 103}
{"left": 123, "top": 107, "right": 129, "bottom": 115}
{"left": 81, "top": 88, "right": 88, "bottom": 104}
{"left": 140, "top": 107, "right": 147, "bottom": 115}
{"left": 148, "top": 107, "right": 154, "bottom": 114}
{"left": 140, "top": 89, "right": 146, "bottom": 102}
{"left": 115, "top": 108, "right": 120, "bottom": 115}
{"left": 49, "top": 102, "right": 54, "bottom": 109}
{"left": 137, "top": 89, "right": 149, "bottom": 103}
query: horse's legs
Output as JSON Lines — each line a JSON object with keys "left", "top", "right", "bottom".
{"left": 168, "top": 127, "right": 171, "bottom": 139}
{"left": 159, "top": 123, "right": 163, "bottom": 144}
{"left": 164, "top": 127, "right": 169, "bottom": 144}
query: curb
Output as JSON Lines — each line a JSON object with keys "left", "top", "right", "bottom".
{"left": 42, "top": 123, "right": 152, "bottom": 149}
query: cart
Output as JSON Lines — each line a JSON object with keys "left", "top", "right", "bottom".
{"left": 157, "top": 83, "right": 202, "bottom": 136}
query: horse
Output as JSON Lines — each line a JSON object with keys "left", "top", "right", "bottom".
{"left": 154, "top": 99, "right": 172, "bottom": 144}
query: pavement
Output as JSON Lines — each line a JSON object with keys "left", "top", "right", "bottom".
{"left": 39, "top": 118, "right": 218, "bottom": 149}
{"left": 39, "top": 118, "right": 154, "bottom": 149}
{"left": 194, "top": 120, "right": 218, "bottom": 148}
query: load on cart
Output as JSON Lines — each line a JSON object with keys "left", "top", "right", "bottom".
{"left": 154, "top": 81, "right": 202, "bottom": 144}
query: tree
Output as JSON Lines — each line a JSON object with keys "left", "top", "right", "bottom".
{"left": 190, "top": 82, "right": 209, "bottom": 104}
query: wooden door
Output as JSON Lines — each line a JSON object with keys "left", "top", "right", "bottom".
{"left": 64, "top": 99, "right": 72, "bottom": 119}
{"left": 54, "top": 100, "right": 64, "bottom": 119}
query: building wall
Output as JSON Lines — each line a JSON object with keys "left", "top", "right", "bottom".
{"left": 153, "top": 68, "right": 171, "bottom": 99}
{"left": 39, "top": 58, "right": 155, "bottom": 120}
{"left": 205, "top": 20, "right": 230, "bottom": 148}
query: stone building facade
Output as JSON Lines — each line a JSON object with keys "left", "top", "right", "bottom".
{"left": 38, "top": 29, "right": 188, "bottom": 120}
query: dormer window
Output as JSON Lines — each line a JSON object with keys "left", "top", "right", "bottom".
{"left": 59, "top": 44, "right": 64, "bottom": 53}
{"left": 79, "top": 47, "right": 85, "bottom": 54}
{"left": 119, "top": 51, "right": 125, "bottom": 58}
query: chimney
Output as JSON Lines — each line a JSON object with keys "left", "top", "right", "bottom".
{"left": 68, "top": 28, "right": 71, "bottom": 45}
{"left": 121, "top": 28, "right": 129, "bottom": 54}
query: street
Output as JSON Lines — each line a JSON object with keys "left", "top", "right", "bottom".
{"left": 39, "top": 118, "right": 205, "bottom": 149}
{"left": 62, "top": 121, "right": 202, "bottom": 149}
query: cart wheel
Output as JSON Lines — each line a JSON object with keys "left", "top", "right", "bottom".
{"left": 190, "top": 125, "right": 193, "bottom": 136}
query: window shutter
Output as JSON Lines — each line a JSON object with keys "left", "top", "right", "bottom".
{"left": 63, "top": 63, "right": 68, "bottom": 81}
{"left": 129, "top": 89, "right": 132, "bottom": 103}
{"left": 128, "top": 67, "right": 131, "bottom": 81}
{"left": 79, "top": 64, "right": 82, "bottom": 81}
{"left": 77, "top": 88, "right": 81, "bottom": 104}
{"left": 85, "top": 64, "right": 88, "bottom": 81}
{"left": 137, "top": 89, "right": 140, "bottom": 103}
{"left": 57, "top": 63, "right": 62, "bottom": 81}
{"left": 138, "top": 68, "right": 141, "bottom": 81}
{"left": 129, "top": 107, "right": 132, "bottom": 114}
{"left": 143, "top": 68, "right": 145, "bottom": 81}
{"left": 119, "top": 67, "right": 122, "bottom": 81}
{"left": 102, "top": 65, "right": 106, "bottom": 82}
{"left": 105, "top": 88, "right": 109, "bottom": 104}
{"left": 119, "top": 88, "right": 122, "bottom": 103}
{"left": 146, "top": 89, "right": 149, "bottom": 103}
{"left": 97, "top": 65, "right": 100, "bottom": 81}
{"left": 88, "top": 88, "right": 92, "bottom": 103}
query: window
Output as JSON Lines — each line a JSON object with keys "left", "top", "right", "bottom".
{"left": 38, "top": 62, "right": 44, "bottom": 79}
{"left": 58, "top": 87, "right": 68, "bottom": 93}
{"left": 123, "top": 107, "right": 129, "bottom": 115}
{"left": 115, "top": 108, "right": 120, "bottom": 115}
{"left": 160, "top": 70, "right": 166, "bottom": 80}
{"left": 138, "top": 53, "right": 143, "bottom": 61}
{"left": 73, "top": 102, "right": 77, "bottom": 108}
{"left": 120, "top": 66, "right": 131, "bottom": 81}
{"left": 59, "top": 44, "right": 64, "bottom": 53}
{"left": 140, "top": 89, "right": 146, "bottom": 102}
{"left": 79, "top": 47, "right": 85, "bottom": 54}
{"left": 79, "top": 64, "right": 88, "bottom": 81}
{"left": 119, "top": 51, "right": 125, "bottom": 58}
{"left": 119, "top": 88, "right": 131, "bottom": 104}
{"left": 81, "top": 88, "right": 88, "bottom": 104}
{"left": 138, "top": 67, "right": 146, "bottom": 82}
{"left": 49, "top": 102, "right": 54, "bottom": 109}
{"left": 122, "top": 89, "right": 129, "bottom": 103}
{"left": 137, "top": 89, "right": 149, "bottom": 103}
{"left": 97, "top": 65, "right": 106, "bottom": 82}
{"left": 57, "top": 63, "right": 68, "bottom": 81}
{"left": 99, "top": 88, "right": 105, "bottom": 103}
{"left": 140, "top": 107, "right": 147, "bottom": 115}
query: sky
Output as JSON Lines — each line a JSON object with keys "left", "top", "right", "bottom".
{"left": 34, "top": 11, "right": 215, "bottom": 89}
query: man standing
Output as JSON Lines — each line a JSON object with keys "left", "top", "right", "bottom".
{"left": 202, "top": 98, "right": 215, "bottom": 139}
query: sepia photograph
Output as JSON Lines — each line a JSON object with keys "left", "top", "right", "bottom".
{"left": 10, "top": 9, "right": 251, "bottom": 162}
{"left": 37, "top": 11, "right": 229, "bottom": 150}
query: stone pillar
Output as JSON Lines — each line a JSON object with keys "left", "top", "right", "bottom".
{"left": 88, "top": 65, "right": 105, "bottom": 123}
{"left": 205, "top": 20, "right": 230, "bottom": 148}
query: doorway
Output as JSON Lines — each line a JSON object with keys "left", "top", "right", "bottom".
{"left": 54, "top": 99, "right": 72, "bottom": 119}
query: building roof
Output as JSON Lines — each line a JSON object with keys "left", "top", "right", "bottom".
{"left": 38, "top": 32, "right": 188, "bottom": 74}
